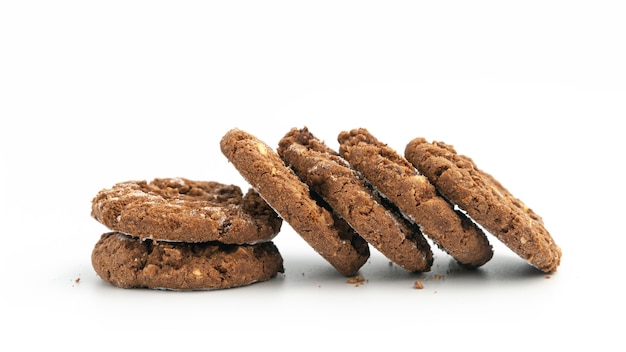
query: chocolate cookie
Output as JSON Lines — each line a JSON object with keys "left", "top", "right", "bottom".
{"left": 404, "top": 138, "right": 562, "bottom": 273}
{"left": 91, "top": 232, "right": 284, "bottom": 290}
{"left": 220, "top": 128, "right": 370, "bottom": 276}
{"left": 338, "top": 128, "right": 493, "bottom": 268}
{"left": 278, "top": 127, "right": 433, "bottom": 273}
{"left": 91, "top": 177, "right": 282, "bottom": 244}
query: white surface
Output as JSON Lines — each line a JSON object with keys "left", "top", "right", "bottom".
{"left": 1, "top": 1, "right": 624, "bottom": 350}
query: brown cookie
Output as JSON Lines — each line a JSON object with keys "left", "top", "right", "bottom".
{"left": 404, "top": 138, "right": 562, "bottom": 273}
{"left": 220, "top": 128, "right": 370, "bottom": 276}
{"left": 278, "top": 127, "right": 433, "bottom": 273}
{"left": 338, "top": 128, "right": 493, "bottom": 268}
{"left": 91, "top": 232, "right": 284, "bottom": 290}
{"left": 91, "top": 177, "right": 282, "bottom": 244}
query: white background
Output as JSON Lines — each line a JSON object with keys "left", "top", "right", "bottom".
{"left": 1, "top": 1, "right": 624, "bottom": 350}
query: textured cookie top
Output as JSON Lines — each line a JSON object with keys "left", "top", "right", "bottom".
{"left": 91, "top": 232, "right": 284, "bottom": 290}
{"left": 404, "top": 138, "right": 562, "bottom": 273}
{"left": 338, "top": 128, "right": 493, "bottom": 268}
{"left": 91, "top": 178, "right": 282, "bottom": 244}
{"left": 220, "top": 128, "right": 370, "bottom": 276}
{"left": 278, "top": 127, "right": 433, "bottom": 273}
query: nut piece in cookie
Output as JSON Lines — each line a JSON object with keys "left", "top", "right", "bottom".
{"left": 91, "top": 178, "right": 282, "bottom": 244}
{"left": 405, "top": 138, "right": 562, "bottom": 273}
{"left": 278, "top": 127, "right": 433, "bottom": 273}
{"left": 220, "top": 128, "right": 370, "bottom": 276}
{"left": 92, "top": 232, "right": 284, "bottom": 290}
{"left": 338, "top": 128, "right": 493, "bottom": 268}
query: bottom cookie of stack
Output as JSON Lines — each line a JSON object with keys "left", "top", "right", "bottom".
{"left": 92, "top": 232, "right": 284, "bottom": 291}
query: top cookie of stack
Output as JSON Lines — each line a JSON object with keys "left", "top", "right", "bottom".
{"left": 91, "top": 178, "right": 282, "bottom": 244}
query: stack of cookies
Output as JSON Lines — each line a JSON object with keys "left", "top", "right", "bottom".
{"left": 90, "top": 126, "right": 562, "bottom": 291}
{"left": 220, "top": 127, "right": 561, "bottom": 276}
{"left": 90, "top": 177, "right": 284, "bottom": 290}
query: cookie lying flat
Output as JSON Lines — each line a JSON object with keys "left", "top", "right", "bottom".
{"left": 91, "top": 178, "right": 282, "bottom": 244}
{"left": 338, "top": 128, "right": 493, "bottom": 268}
{"left": 92, "top": 232, "right": 284, "bottom": 290}
{"left": 404, "top": 138, "right": 562, "bottom": 273}
{"left": 278, "top": 127, "right": 433, "bottom": 273}
{"left": 220, "top": 128, "right": 370, "bottom": 277}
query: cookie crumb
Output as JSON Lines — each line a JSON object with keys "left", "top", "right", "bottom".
{"left": 75, "top": 277, "right": 80, "bottom": 284}
{"left": 413, "top": 280, "right": 424, "bottom": 289}
{"left": 545, "top": 275, "right": 551, "bottom": 279}
{"left": 347, "top": 275, "right": 365, "bottom": 284}
{"left": 433, "top": 274, "right": 444, "bottom": 280}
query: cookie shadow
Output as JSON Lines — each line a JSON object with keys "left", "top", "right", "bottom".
{"left": 431, "top": 253, "right": 549, "bottom": 281}
{"left": 281, "top": 250, "right": 550, "bottom": 285}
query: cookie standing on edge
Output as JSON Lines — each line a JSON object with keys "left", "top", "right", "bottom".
{"left": 220, "top": 128, "right": 370, "bottom": 277}
{"left": 278, "top": 127, "right": 433, "bottom": 273}
{"left": 404, "top": 138, "right": 562, "bottom": 273}
{"left": 92, "top": 232, "right": 284, "bottom": 290}
{"left": 91, "top": 177, "right": 282, "bottom": 244}
{"left": 338, "top": 128, "right": 493, "bottom": 268}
